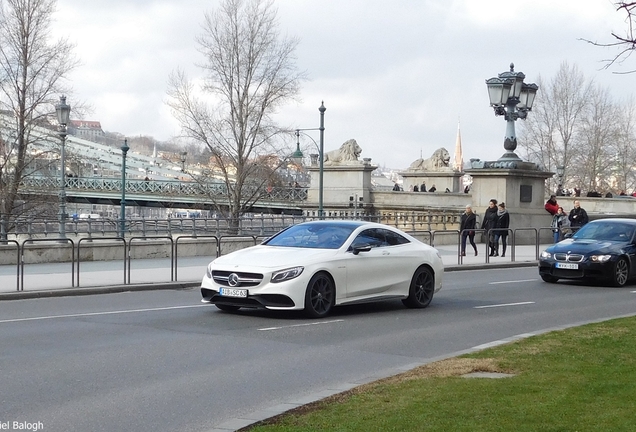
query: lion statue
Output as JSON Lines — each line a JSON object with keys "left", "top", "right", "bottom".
{"left": 407, "top": 147, "right": 452, "bottom": 171}
{"left": 323, "top": 139, "right": 362, "bottom": 165}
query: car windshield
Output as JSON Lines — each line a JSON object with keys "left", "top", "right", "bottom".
{"left": 573, "top": 222, "right": 635, "bottom": 242}
{"left": 263, "top": 223, "right": 357, "bottom": 249}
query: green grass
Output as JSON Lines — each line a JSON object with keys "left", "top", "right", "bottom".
{"left": 242, "top": 316, "right": 636, "bottom": 432}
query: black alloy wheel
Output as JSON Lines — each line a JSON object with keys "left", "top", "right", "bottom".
{"left": 304, "top": 272, "right": 335, "bottom": 318}
{"left": 402, "top": 266, "right": 435, "bottom": 308}
{"left": 611, "top": 258, "right": 629, "bottom": 287}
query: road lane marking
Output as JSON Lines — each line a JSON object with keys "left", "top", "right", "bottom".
{"left": 489, "top": 279, "right": 538, "bottom": 285}
{"left": 0, "top": 304, "right": 208, "bottom": 324}
{"left": 474, "top": 301, "right": 535, "bottom": 309}
{"left": 258, "top": 319, "right": 344, "bottom": 331}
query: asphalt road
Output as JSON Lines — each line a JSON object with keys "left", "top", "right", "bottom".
{"left": 1, "top": 268, "right": 635, "bottom": 432}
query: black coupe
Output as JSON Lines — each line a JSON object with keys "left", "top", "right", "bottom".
{"left": 539, "top": 218, "right": 636, "bottom": 286}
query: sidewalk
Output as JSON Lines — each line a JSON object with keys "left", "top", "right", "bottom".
{"left": 0, "top": 244, "right": 545, "bottom": 299}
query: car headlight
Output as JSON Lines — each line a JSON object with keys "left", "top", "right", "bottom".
{"left": 271, "top": 266, "right": 304, "bottom": 283}
{"left": 540, "top": 250, "right": 552, "bottom": 259}
{"left": 590, "top": 255, "right": 612, "bottom": 263}
{"left": 206, "top": 262, "right": 215, "bottom": 279}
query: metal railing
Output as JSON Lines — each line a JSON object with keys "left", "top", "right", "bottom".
{"left": 19, "top": 176, "right": 309, "bottom": 201}
{"left": 0, "top": 211, "right": 465, "bottom": 242}
{"left": 0, "top": 227, "right": 559, "bottom": 293}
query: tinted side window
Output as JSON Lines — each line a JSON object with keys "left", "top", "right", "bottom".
{"left": 382, "top": 229, "right": 410, "bottom": 246}
{"left": 351, "top": 229, "right": 385, "bottom": 248}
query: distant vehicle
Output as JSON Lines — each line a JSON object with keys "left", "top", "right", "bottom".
{"left": 79, "top": 214, "right": 102, "bottom": 220}
{"left": 173, "top": 211, "right": 201, "bottom": 218}
{"left": 539, "top": 218, "right": 636, "bottom": 287}
{"left": 201, "top": 220, "right": 444, "bottom": 317}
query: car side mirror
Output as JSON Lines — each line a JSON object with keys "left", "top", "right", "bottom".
{"left": 352, "top": 244, "right": 372, "bottom": 255}
{"left": 564, "top": 232, "right": 573, "bottom": 239}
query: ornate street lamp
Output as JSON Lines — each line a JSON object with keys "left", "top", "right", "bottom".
{"left": 486, "top": 63, "right": 538, "bottom": 162}
{"left": 119, "top": 139, "right": 129, "bottom": 238}
{"left": 180, "top": 151, "right": 187, "bottom": 173}
{"left": 55, "top": 96, "right": 71, "bottom": 239}
{"left": 291, "top": 130, "right": 304, "bottom": 165}
{"left": 556, "top": 165, "right": 565, "bottom": 195}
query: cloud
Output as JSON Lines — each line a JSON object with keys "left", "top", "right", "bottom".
{"left": 49, "top": 0, "right": 631, "bottom": 169}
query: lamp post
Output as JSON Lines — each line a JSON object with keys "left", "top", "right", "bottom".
{"left": 293, "top": 101, "right": 326, "bottom": 219}
{"left": 485, "top": 63, "right": 538, "bottom": 162}
{"left": 119, "top": 139, "right": 129, "bottom": 238}
{"left": 55, "top": 96, "right": 71, "bottom": 239}
{"left": 180, "top": 151, "right": 187, "bottom": 173}
{"left": 556, "top": 165, "right": 565, "bottom": 195}
{"left": 319, "top": 102, "right": 326, "bottom": 219}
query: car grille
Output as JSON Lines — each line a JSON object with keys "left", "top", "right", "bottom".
{"left": 554, "top": 253, "right": 584, "bottom": 262}
{"left": 553, "top": 268, "right": 584, "bottom": 278}
{"left": 212, "top": 270, "right": 263, "bottom": 287}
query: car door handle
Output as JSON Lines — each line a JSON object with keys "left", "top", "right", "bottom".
{"left": 382, "top": 251, "right": 390, "bottom": 255}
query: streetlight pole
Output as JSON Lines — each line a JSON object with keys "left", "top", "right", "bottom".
{"left": 485, "top": 63, "right": 538, "bottom": 162}
{"left": 556, "top": 165, "right": 565, "bottom": 195}
{"left": 119, "top": 139, "right": 129, "bottom": 238}
{"left": 55, "top": 96, "right": 71, "bottom": 240}
{"left": 319, "top": 102, "right": 326, "bottom": 219}
{"left": 293, "top": 101, "right": 326, "bottom": 219}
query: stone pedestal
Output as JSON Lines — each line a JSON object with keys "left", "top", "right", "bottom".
{"left": 399, "top": 170, "right": 463, "bottom": 193}
{"left": 307, "top": 160, "right": 377, "bottom": 212}
{"left": 466, "top": 165, "right": 554, "bottom": 243}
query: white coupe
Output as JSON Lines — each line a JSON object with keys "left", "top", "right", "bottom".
{"left": 201, "top": 220, "right": 443, "bottom": 317}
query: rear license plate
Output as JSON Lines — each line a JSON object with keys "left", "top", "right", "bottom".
{"left": 556, "top": 262, "right": 579, "bottom": 270}
{"left": 219, "top": 288, "right": 247, "bottom": 298}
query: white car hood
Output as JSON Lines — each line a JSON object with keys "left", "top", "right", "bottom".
{"left": 212, "top": 245, "right": 337, "bottom": 270}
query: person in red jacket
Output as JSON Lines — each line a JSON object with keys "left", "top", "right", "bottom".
{"left": 544, "top": 195, "right": 559, "bottom": 215}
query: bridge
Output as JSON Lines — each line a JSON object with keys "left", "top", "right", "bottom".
{"left": 0, "top": 113, "right": 308, "bottom": 214}
{"left": 20, "top": 176, "right": 307, "bottom": 214}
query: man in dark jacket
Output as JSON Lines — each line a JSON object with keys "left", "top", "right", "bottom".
{"left": 482, "top": 199, "right": 498, "bottom": 256}
{"left": 568, "top": 200, "right": 589, "bottom": 230}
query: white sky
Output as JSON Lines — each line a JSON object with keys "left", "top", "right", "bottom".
{"left": 52, "top": 0, "right": 631, "bottom": 169}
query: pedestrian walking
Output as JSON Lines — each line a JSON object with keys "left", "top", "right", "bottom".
{"left": 460, "top": 205, "right": 478, "bottom": 257}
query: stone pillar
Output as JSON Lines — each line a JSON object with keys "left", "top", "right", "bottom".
{"left": 466, "top": 163, "right": 554, "bottom": 244}
{"left": 306, "top": 159, "right": 377, "bottom": 215}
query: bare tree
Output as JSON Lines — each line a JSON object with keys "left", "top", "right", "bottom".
{"left": 167, "top": 0, "right": 305, "bottom": 228}
{"left": 571, "top": 85, "right": 620, "bottom": 193}
{"left": 611, "top": 96, "right": 636, "bottom": 192}
{"left": 519, "top": 62, "right": 592, "bottom": 191}
{"left": 0, "top": 0, "right": 78, "bottom": 220}
{"left": 581, "top": 1, "right": 636, "bottom": 73}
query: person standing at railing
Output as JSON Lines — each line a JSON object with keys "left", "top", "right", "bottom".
{"left": 568, "top": 200, "right": 589, "bottom": 231}
{"left": 482, "top": 199, "right": 498, "bottom": 257}
{"left": 544, "top": 194, "right": 559, "bottom": 216}
{"left": 460, "top": 205, "right": 478, "bottom": 256}
{"left": 551, "top": 206, "right": 569, "bottom": 242}
{"left": 492, "top": 202, "right": 510, "bottom": 257}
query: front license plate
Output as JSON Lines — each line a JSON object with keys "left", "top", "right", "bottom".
{"left": 556, "top": 262, "right": 579, "bottom": 270}
{"left": 219, "top": 288, "right": 248, "bottom": 298}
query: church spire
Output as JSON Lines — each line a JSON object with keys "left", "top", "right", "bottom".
{"left": 453, "top": 119, "right": 463, "bottom": 172}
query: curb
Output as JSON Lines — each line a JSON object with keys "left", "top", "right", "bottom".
{"left": 0, "top": 281, "right": 200, "bottom": 300}
{"left": 445, "top": 260, "right": 538, "bottom": 272}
